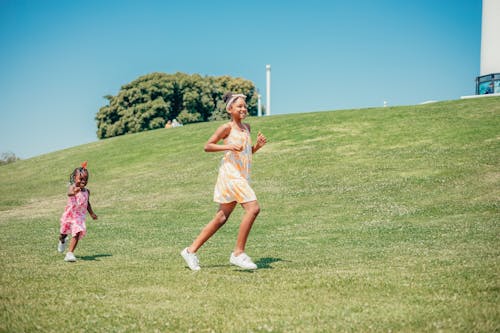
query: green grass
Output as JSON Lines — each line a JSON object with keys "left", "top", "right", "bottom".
{"left": 1, "top": 97, "right": 499, "bottom": 332}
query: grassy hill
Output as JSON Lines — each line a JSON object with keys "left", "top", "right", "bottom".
{"left": 1, "top": 97, "right": 499, "bottom": 332}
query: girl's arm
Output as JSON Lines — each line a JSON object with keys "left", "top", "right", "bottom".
{"left": 204, "top": 123, "right": 243, "bottom": 152}
{"left": 86, "top": 190, "right": 98, "bottom": 220}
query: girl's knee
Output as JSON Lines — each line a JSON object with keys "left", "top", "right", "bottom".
{"left": 249, "top": 205, "right": 260, "bottom": 217}
{"left": 215, "top": 212, "right": 229, "bottom": 226}
{"left": 241, "top": 201, "right": 260, "bottom": 217}
{"left": 254, "top": 206, "right": 261, "bottom": 216}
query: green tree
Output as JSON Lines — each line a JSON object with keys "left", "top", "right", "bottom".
{"left": 96, "top": 72, "right": 258, "bottom": 139}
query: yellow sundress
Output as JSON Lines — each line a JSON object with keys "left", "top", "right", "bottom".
{"left": 213, "top": 123, "right": 257, "bottom": 203}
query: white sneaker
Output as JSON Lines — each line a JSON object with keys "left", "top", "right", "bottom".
{"left": 64, "top": 252, "right": 76, "bottom": 262}
{"left": 181, "top": 248, "right": 200, "bottom": 271}
{"left": 230, "top": 252, "right": 257, "bottom": 270}
{"left": 57, "top": 240, "right": 66, "bottom": 253}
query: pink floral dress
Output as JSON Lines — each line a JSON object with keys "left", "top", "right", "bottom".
{"left": 213, "top": 123, "right": 257, "bottom": 203}
{"left": 60, "top": 189, "right": 89, "bottom": 239}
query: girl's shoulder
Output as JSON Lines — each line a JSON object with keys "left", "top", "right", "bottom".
{"left": 215, "top": 122, "right": 231, "bottom": 130}
{"left": 219, "top": 122, "right": 233, "bottom": 134}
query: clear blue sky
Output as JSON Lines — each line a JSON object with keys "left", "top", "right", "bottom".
{"left": 0, "top": 0, "right": 482, "bottom": 159}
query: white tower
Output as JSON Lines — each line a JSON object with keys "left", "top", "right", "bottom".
{"left": 266, "top": 64, "right": 271, "bottom": 116}
{"left": 480, "top": 0, "right": 500, "bottom": 76}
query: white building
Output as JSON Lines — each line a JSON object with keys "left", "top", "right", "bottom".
{"left": 476, "top": 0, "right": 500, "bottom": 94}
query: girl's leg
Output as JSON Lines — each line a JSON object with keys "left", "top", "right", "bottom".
{"left": 58, "top": 234, "right": 68, "bottom": 253}
{"left": 188, "top": 202, "right": 237, "bottom": 253}
{"left": 233, "top": 200, "right": 260, "bottom": 256}
{"left": 68, "top": 232, "right": 81, "bottom": 252}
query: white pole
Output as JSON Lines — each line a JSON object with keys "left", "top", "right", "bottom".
{"left": 266, "top": 64, "right": 271, "bottom": 116}
{"left": 257, "top": 93, "right": 262, "bottom": 117}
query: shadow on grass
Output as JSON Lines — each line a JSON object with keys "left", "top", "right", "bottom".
{"left": 187, "top": 257, "right": 285, "bottom": 272}
{"left": 199, "top": 257, "right": 286, "bottom": 273}
{"left": 231, "top": 257, "right": 285, "bottom": 273}
{"left": 202, "top": 264, "right": 230, "bottom": 269}
{"left": 77, "top": 254, "right": 112, "bottom": 261}
{"left": 255, "top": 257, "right": 284, "bottom": 269}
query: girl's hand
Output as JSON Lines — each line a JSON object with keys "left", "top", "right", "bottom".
{"left": 256, "top": 132, "right": 267, "bottom": 148}
{"left": 252, "top": 132, "right": 267, "bottom": 153}
{"left": 227, "top": 144, "right": 243, "bottom": 152}
{"left": 90, "top": 213, "right": 98, "bottom": 220}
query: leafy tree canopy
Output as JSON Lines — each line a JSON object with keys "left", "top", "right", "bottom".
{"left": 96, "top": 72, "right": 258, "bottom": 139}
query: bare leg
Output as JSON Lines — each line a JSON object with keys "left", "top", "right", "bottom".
{"left": 59, "top": 234, "right": 67, "bottom": 243}
{"left": 188, "top": 202, "right": 237, "bottom": 253}
{"left": 233, "top": 200, "right": 260, "bottom": 256}
{"left": 68, "top": 232, "right": 81, "bottom": 253}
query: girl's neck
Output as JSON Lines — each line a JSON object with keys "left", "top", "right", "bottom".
{"left": 231, "top": 119, "right": 244, "bottom": 127}
{"left": 231, "top": 120, "right": 246, "bottom": 131}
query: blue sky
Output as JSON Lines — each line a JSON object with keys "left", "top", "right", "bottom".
{"left": 0, "top": 0, "right": 482, "bottom": 159}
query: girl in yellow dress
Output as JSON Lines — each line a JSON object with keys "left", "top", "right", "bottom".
{"left": 181, "top": 92, "right": 267, "bottom": 270}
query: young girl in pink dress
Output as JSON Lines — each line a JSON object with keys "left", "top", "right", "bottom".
{"left": 57, "top": 162, "right": 98, "bottom": 262}
{"left": 181, "top": 92, "right": 267, "bottom": 270}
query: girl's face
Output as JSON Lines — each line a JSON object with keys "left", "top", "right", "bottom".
{"left": 228, "top": 98, "right": 248, "bottom": 120}
{"left": 74, "top": 171, "right": 88, "bottom": 188}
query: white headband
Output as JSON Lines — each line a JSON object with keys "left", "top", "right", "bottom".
{"left": 225, "top": 94, "right": 246, "bottom": 111}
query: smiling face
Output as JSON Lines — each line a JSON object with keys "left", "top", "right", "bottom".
{"left": 74, "top": 169, "right": 88, "bottom": 188}
{"left": 227, "top": 97, "right": 248, "bottom": 120}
